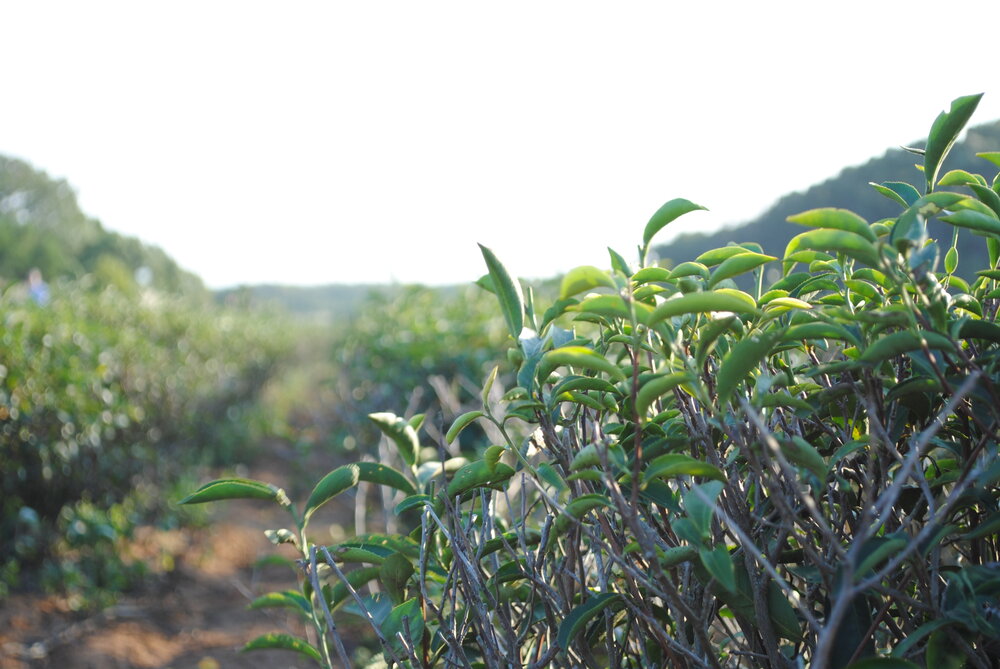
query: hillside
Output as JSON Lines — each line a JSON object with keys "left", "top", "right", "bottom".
{"left": 0, "top": 155, "right": 204, "bottom": 296}
{"left": 654, "top": 119, "right": 1000, "bottom": 278}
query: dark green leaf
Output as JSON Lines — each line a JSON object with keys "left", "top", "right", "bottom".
{"left": 557, "top": 591, "right": 622, "bottom": 649}
{"left": 379, "top": 552, "right": 415, "bottom": 605}
{"left": 700, "top": 546, "right": 736, "bottom": 593}
{"left": 644, "top": 453, "right": 726, "bottom": 483}
{"left": 381, "top": 597, "right": 424, "bottom": 655}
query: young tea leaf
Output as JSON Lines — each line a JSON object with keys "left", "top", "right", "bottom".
{"left": 642, "top": 198, "right": 707, "bottom": 247}
{"left": 648, "top": 291, "right": 757, "bottom": 326}
{"left": 356, "top": 462, "right": 416, "bottom": 496}
{"left": 925, "top": 93, "right": 983, "bottom": 192}
{"left": 479, "top": 243, "right": 525, "bottom": 340}
{"left": 179, "top": 478, "right": 285, "bottom": 506}
{"left": 368, "top": 412, "right": 420, "bottom": 467}
{"left": 445, "top": 410, "right": 485, "bottom": 444}
{"left": 304, "top": 464, "right": 360, "bottom": 523}
{"left": 560, "top": 265, "right": 617, "bottom": 299}
{"left": 242, "top": 633, "right": 322, "bottom": 662}
{"left": 538, "top": 346, "right": 627, "bottom": 383}
{"left": 787, "top": 208, "right": 877, "bottom": 242}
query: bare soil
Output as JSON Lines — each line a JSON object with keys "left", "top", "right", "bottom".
{"left": 0, "top": 453, "right": 364, "bottom": 669}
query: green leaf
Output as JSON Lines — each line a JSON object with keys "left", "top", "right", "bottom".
{"left": 248, "top": 590, "right": 311, "bottom": 616}
{"left": 381, "top": 597, "right": 424, "bottom": 656}
{"left": 179, "top": 478, "right": 285, "bottom": 506}
{"left": 696, "top": 245, "right": 752, "bottom": 267}
{"left": 788, "top": 208, "right": 877, "bottom": 242}
{"left": 356, "top": 462, "right": 416, "bottom": 496}
{"left": 780, "top": 436, "right": 828, "bottom": 480}
{"left": 327, "top": 566, "right": 381, "bottom": 611}
{"left": 700, "top": 546, "right": 736, "bottom": 593}
{"left": 855, "top": 536, "right": 907, "bottom": 577}
{"left": 937, "top": 169, "right": 982, "bottom": 187}
{"left": 870, "top": 181, "right": 921, "bottom": 207}
{"left": 557, "top": 591, "right": 622, "bottom": 649}
{"left": 635, "top": 372, "right": 693, "bottom": 421}
{"left": 684, "top": 480, "right": 725, "bottom": 539}
{"left": 379, "top": 552, "right": 415, "bottom": 605}
{"left": 925, "top": 93, "right": 983, "bottom": 192}
{"left": 925, "top": 629, "right": 969, "bottom": 669}
{"left": 479, "top": 243, "right": 525, "bottom": 339}
{"left": 553, "top": 493, "right": 613, "bottom": 534}
{"left": 667, "top": 261, "right": 710, "bottom": 280}
{"left": 242, "top": 633, "right": 322, "bottom": 662}
{"left": 446, "top": 459, "right": 515, "bottom": 498}
{"left": 977, "top": 151, "right": 1000, "bottom": 168}
{"left": 890, "top": 619, "right": 952, "bottom": 658}
{"left": 785, "top": 229, "right": 879, "bottom": 268}
{"left": 644, "top": 453, "right": 726, "bottom": 483}
{"left": 944, "top": 246, "right": 958, "bottom": 274}
{"left": 394, "top": 494, "right": 432, "bottom": 515}
{"left": 538, "top": 346, "right": 626, "bottom": 383}
{"left": 715, "top": 329, "right": 782, "bottom": 408}
{"left": 858, "top": 331, "right": 953, "bottom": 365}
{"left": 481, "top": 365, "right": 499, "bottom": 405}
{"left": 648, "top": 291, "right": 757, "bottom": 326}
{"left": 708, "top": 252, "right": 776, "bottom": 288}
{"left": 304, "top": 465, "right": 360, "bottom": 523}
{"left": 940, "top": 208, "right": 1000, "bottom": 236}
{"left": 608, "top": 247, "right": 633, "bottom": 276}
{"left": 445, "top": 410, "right": 485, "bottom": 444}
{"left": 643, "top": 198, "right": 707, "bottom": 247}
{"left": 560, "top": 265, "right": 617, "bottom": 299}
{"left": 369, "top": 412, "right": 420, "bottom": 467}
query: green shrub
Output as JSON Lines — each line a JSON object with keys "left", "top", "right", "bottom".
{"left": 1, "top": 281, "right": 292, "bottom": 603}
{"left": 184, "top": 95, "right": 1000, "bottom": 668}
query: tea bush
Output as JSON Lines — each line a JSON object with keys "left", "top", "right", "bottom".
{"left": 1, "top": 279, "right": 292, "bottom": 602}
{"left": 325, "top": 284, "right": 509, "bottom": 453}
{"left": 184, "top": 95, "right": 1000, "bottom": 668}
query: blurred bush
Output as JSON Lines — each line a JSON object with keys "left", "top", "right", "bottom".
{"left": 0, "top": 278, "right": 292, "bottom": 602}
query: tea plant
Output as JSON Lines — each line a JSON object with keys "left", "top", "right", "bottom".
{"left": 183, "top": 94, "right": 1000, "bottom": 668}
{"left": 1, "top": 281, "right": 292, "bottom": 603}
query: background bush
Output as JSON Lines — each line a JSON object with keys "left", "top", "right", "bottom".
{"left": 1, "top": 279, "right": 292, "bottom": 603}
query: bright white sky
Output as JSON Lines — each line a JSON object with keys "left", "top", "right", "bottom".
{"left": 3, "top": 2, "right": 1000, "bottom": 289}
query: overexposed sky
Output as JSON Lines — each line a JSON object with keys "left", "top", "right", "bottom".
{"left": 3, "top": 1, "right": 1000, "bottom": 288}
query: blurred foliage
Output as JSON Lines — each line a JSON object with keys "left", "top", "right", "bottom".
{"left": 0, "top": 154, "right": 205, "bottom": 296}
{"left": 324, "top": 284, "right": 509, "bottom": 454}
{"left": 0, "top": 279, "right": 292, "bottom": 603}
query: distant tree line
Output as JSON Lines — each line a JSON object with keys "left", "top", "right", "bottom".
{"left": 0, "top": 155, "right": 204, "bottom": 297}
{"left": 654, "top": 119, "right": 1000, "bottom": 281}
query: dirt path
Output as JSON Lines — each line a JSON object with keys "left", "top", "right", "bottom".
{"left": 0, "top": 453, "right": 362, "bottom": 669}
